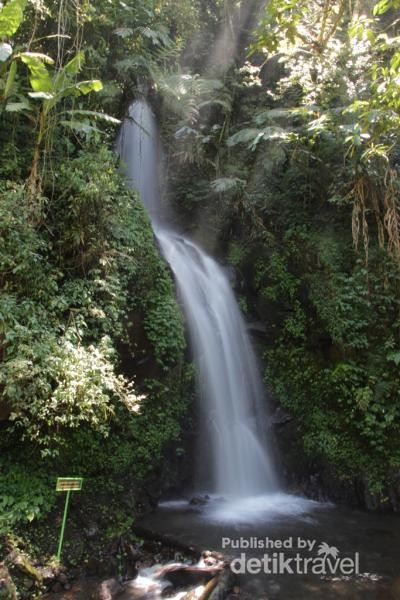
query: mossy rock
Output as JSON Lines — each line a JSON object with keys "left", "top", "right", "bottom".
{"left": 8, "top": 551, "right": 43, "bottom": 585}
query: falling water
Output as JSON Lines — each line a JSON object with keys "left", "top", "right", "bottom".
{"left": 118, "top": 100, "right": 277, "bottom": 497}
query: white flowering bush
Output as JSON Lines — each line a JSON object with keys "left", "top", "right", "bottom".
{"left": 4, "top": 334, "right": 142, "bottom": 455}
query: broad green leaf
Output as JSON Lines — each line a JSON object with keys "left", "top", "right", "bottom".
{"left": 52, "top": 69, "right": 67, "bottom": 93}
{"left": 17, "top": 51, "right": 54, "bottom": 64}
{"left": 74, "top": 79, "right": 103, "bottom": 94}
{"left": 63, "top": 50, "right": 84, "bottom": 75}
{"left": 375, "top": 0, "right": 400, "bottom": 14}
{"left": 3, "top": 57, "right": 16, "bottom": 97}
{"left": 391, "top": 51, "right": 400, "bottom": 71}
{"left": 373, "top": 0, "right": 389, "bottom": 14}
{"left": 19, "top": 52, "right": 54, "bottom": 93}
{"left": 0, "top": 0, "right": 27, "bottom": 38}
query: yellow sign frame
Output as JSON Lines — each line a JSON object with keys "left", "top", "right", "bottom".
{"left": 56, "top": 477, "right": 83, "bottom": 491}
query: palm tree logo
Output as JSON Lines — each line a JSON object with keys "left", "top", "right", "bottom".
{"left": 317, "top": 542, "right": 340, "bottom": 560}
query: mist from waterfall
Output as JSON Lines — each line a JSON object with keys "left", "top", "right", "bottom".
{"left": 118, "top": 100, "right": 278, "bottom": 497}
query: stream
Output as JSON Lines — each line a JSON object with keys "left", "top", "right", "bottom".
{"left": 128, "top": 494, "right": 400, "bottom": 599}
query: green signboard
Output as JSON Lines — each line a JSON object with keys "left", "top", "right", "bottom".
{"left": 56, "top": 477, "right": 83, "bottom": 491}
{"left": 55, "top": 477, "right": 83, "bottom": 561}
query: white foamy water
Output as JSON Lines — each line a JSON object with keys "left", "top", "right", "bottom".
{"left": 205, "top": 493, "right": 322, "bottom": 524}
{"left": 125, "top": 564, "right": 206, "bottom": 600}
{"left": 159, "top": 493, "right": 323, "bottom": 525}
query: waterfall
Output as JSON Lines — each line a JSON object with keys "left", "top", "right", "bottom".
{"left": 118, "top": 100, "right": 278, "bottom": 497}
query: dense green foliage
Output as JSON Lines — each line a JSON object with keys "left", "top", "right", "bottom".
{"left": 0, "top": 1, "right": 399, "bottom": 586}
{"left": 0, "top": 0, "right": 192, "bottom": 561}
{"left": 0, "top": 144, "right": 189, "bottom": 533}
{"left": 249, "top": 0, "right": 400, "bottom": 498}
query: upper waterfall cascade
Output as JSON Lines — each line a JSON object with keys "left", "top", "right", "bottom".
{"left": 118, "top": 100, "right": 278, "bottom": 497}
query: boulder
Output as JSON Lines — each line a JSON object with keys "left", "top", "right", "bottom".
{"left": 189, "top": 495, "right": 209, "bottom": 506}
{"left": 95, "top": 578, "right": 124, "bottom": 600}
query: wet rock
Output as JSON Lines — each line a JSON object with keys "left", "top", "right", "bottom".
{"left": 204, "top": 557, "right": 217, "bottom": 567}
{"left": 271, "top": 406, "right": 292, "bottom": 427}
{"left": 200, "top": 552, "right": 224, "bottom": 572}
{"left": 189, "top": 495, "right": 210, "bottom": 506}
{"left": 95, "top": 578, "right": 124, "bottom": 600}
{"left": 161, "top": 582, "right": 174, "bottom": 597}
{"left": 202, "top": 551, "right": 222, "bottom": 568}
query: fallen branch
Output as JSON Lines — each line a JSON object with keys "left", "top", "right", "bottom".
{"left": 199, "top": 575, "right": 219, "bottom": 600}
{"left": 155, "top": 563, "right": 223, "bottom": 580}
